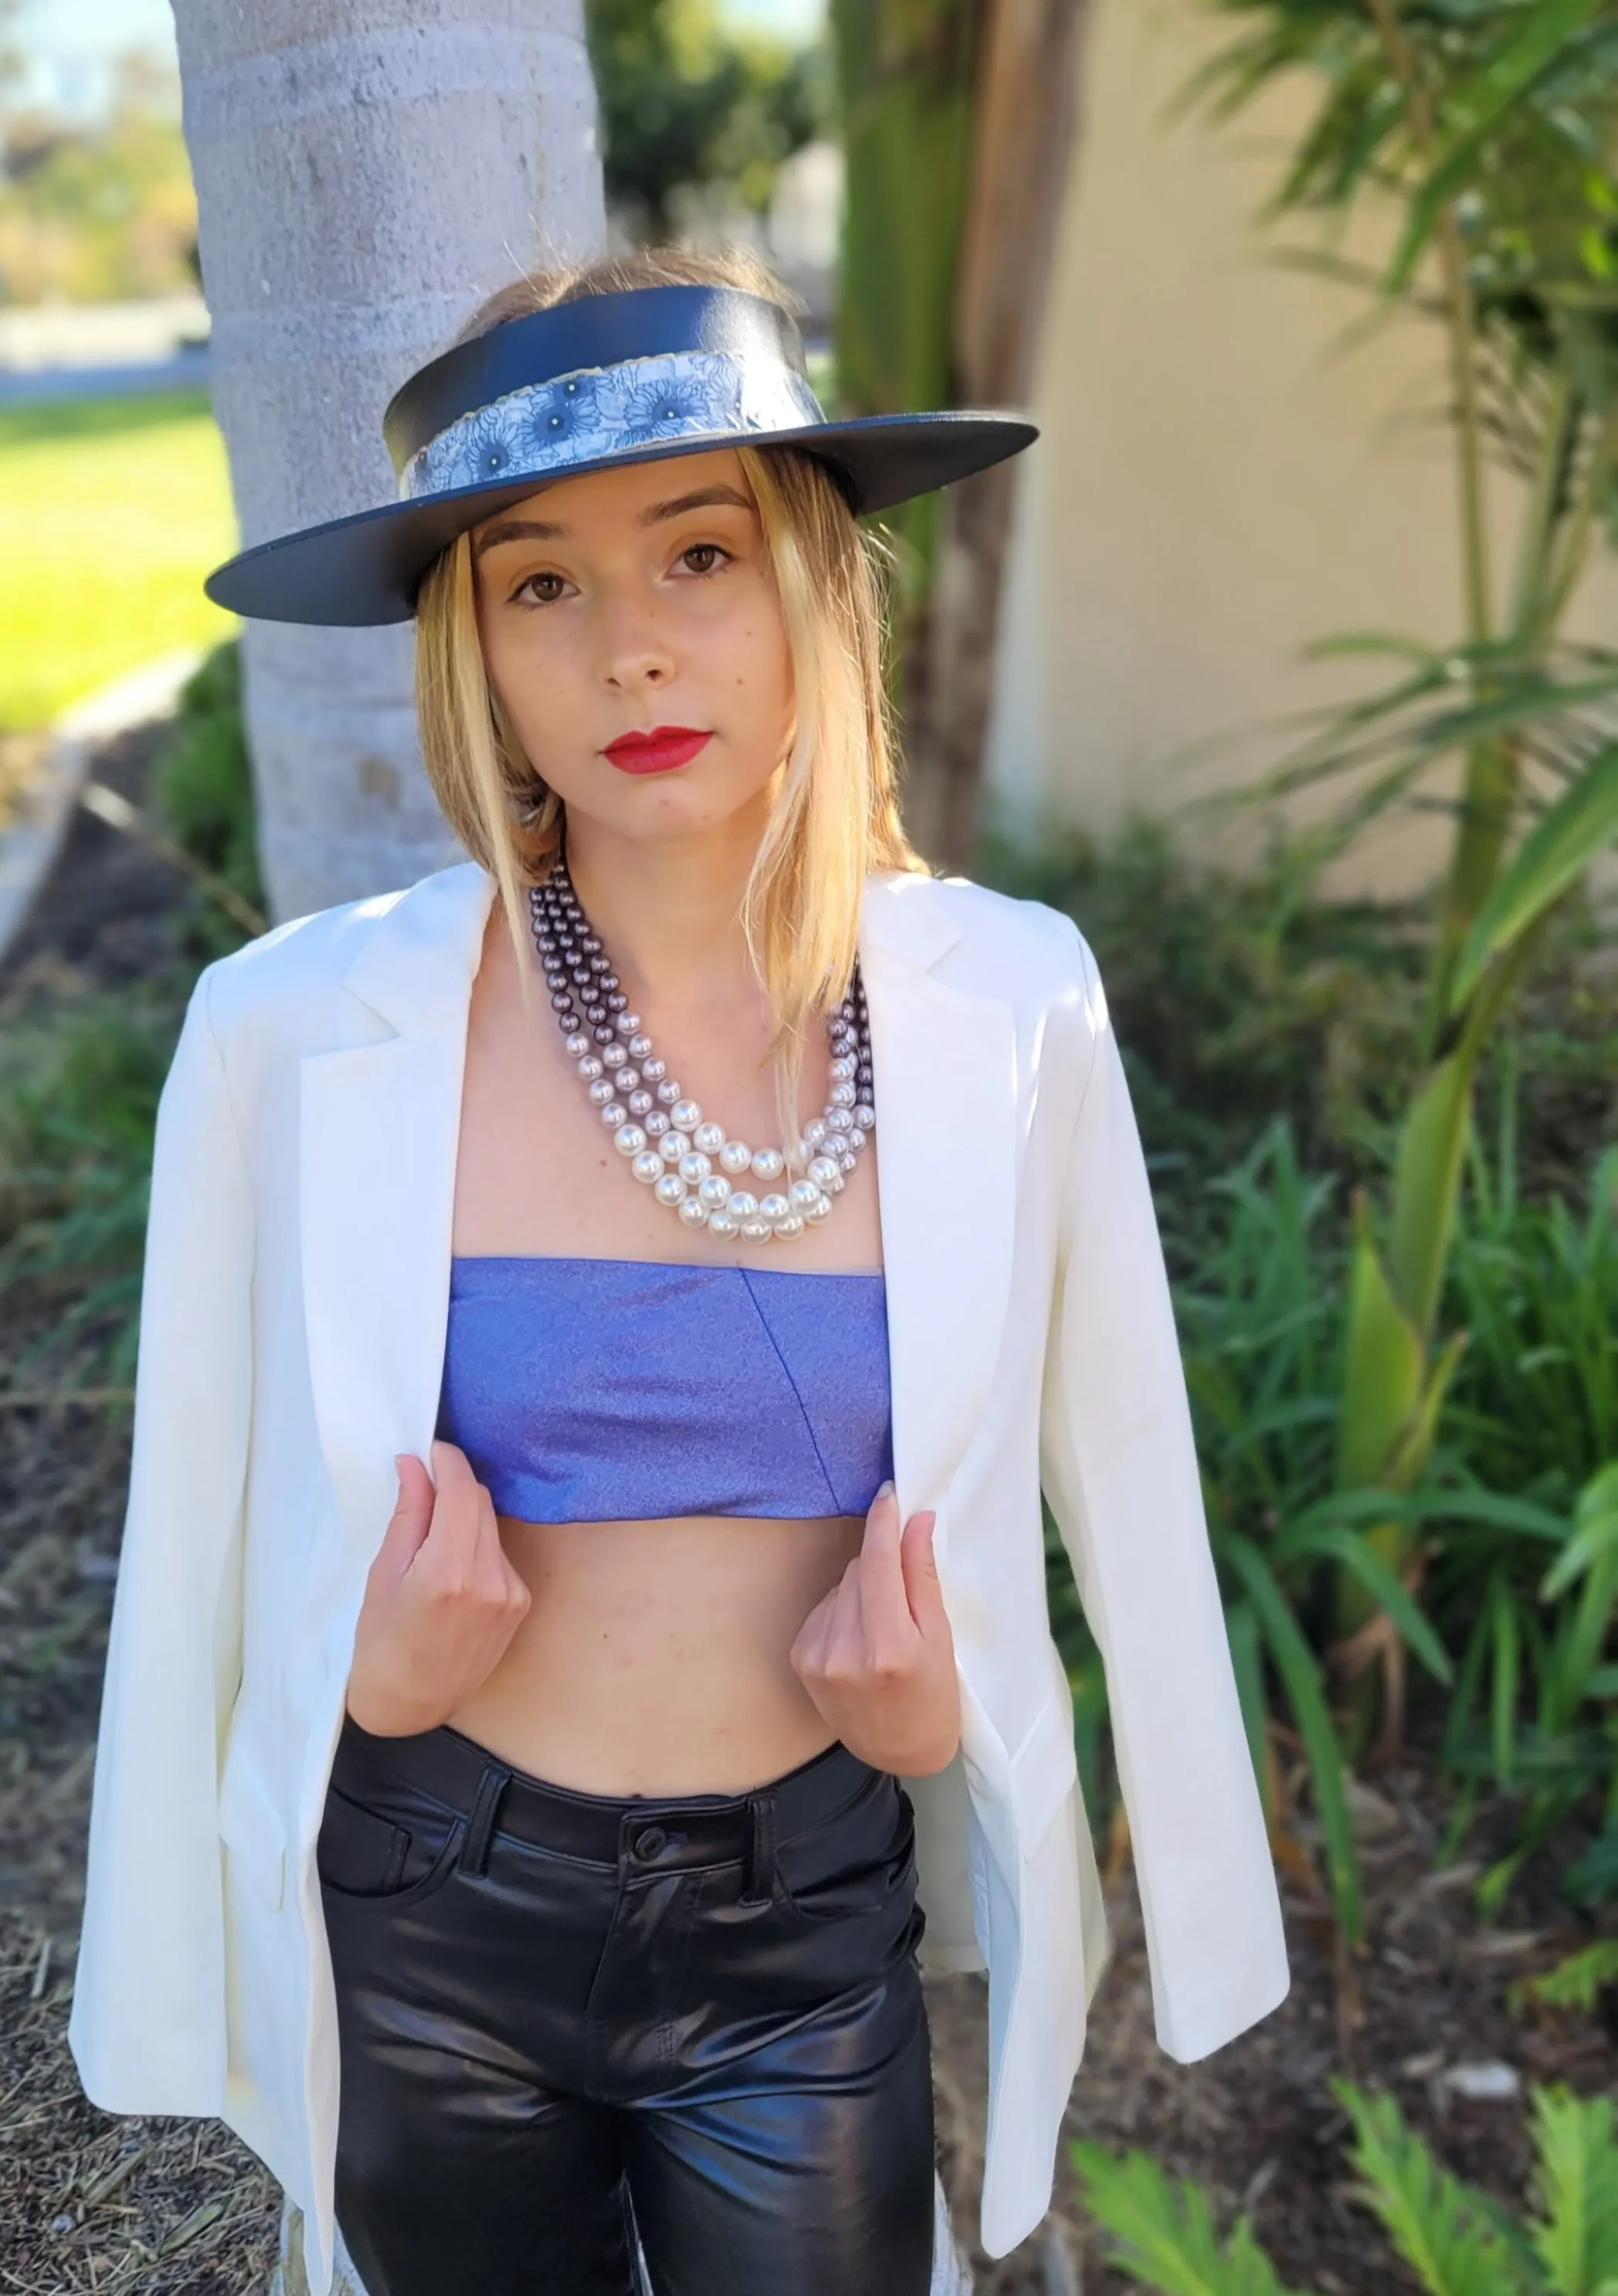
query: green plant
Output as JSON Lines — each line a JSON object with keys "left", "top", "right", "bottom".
{"left": 1073, "top": 2079, "right": 1618, "bottom": 2296}
{"left": 1188, "top": 0, "right": 1618, "bottom": 1745}
{"left": 152, "top": 639, "right": 265, "bottom": 956}
{"left": 1048, "top": 1120, "right": 1454, "bottom": 1942}
{"left": 0, "top": 999, "right": 178, "bottom": 1381}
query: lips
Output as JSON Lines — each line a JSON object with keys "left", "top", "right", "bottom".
{"left": 602, "top": 726, "right": 712, "bottom": 775}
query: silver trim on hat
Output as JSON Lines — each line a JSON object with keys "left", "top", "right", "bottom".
{"left": 399, "top": 348, "right": 827, "bottom": 501}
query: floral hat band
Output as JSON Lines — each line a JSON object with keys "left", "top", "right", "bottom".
{"left": 205, "top": 282, "right": 1040, "bottom": 628}
{"left": 398, "top": 347, "right": 828, "bottom": 503}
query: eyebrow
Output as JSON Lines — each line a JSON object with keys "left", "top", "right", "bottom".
{"left": 472, "top": 483, "right": 755, "bottom": 559}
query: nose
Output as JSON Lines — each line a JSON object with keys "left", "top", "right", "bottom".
{"left": 597, "top": 588, "right": 675, "bottom": 692}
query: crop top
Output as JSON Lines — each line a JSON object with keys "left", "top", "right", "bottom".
{"left": 436, "top": 1255, "right": 895, "bottom": 1524}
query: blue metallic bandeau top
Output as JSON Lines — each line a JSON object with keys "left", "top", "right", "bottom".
{"left": 436, "top": 1256, "right": 894, "bottom": 1525}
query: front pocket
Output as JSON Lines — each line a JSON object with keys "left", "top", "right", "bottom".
{"left": 775, "top": 1778, "right": 918, "bottom": 1927}
{"left": 317, "top": 1785, "right": 466, "bottom": 1909}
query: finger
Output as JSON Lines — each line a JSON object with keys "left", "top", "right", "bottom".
{"left": 856, "top": 1482, "right": 912, "bottom": 1650}
{"left": 898, "top": 1511, "right": 951, "bottom": 1642}
{"left": 423, "top": 1441, "right": 482, "bottom": 1548}
{"left": 380, "top": 1454, "right": 436, "bottom": 1563}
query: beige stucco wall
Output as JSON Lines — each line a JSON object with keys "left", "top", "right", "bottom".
{"left": 982, "top": 0, "right": 1615, "bottom": 895}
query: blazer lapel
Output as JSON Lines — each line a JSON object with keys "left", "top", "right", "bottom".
{"left": 859, "top": 875, "right": 1019, "bottom": 1559}
{"left": 300, "top": 864, "right": 496, "bottom": 1562}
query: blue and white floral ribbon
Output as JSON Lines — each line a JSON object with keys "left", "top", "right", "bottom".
{"left": 399, "top": 348, "right": 827, "bottom": 501}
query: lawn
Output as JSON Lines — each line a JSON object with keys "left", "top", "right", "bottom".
{"left": 0, "top": 391, "right": 237, "bottom": 732}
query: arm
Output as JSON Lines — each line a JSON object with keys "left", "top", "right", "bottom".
{"left": 69, "top": 964, "right": 255, "bottom": 2114}
{"left": 1039, "top": 930, "right": 1288, "bottom": 2062}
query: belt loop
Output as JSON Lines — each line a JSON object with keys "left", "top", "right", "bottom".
{"left": 738, "top": 1792, "right": 776, "bottom": 1907}
{"left": 461, "top": 1763, "right": 512, "bottom": 1879}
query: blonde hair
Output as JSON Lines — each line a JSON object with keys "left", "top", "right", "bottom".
{"left": 414, "top": 246, "right": 929, "bottom": 1156}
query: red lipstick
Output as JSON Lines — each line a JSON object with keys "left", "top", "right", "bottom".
{"left": 602, "top": 725, "right": 712, "bottom": 775}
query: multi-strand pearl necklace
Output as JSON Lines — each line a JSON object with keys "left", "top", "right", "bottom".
{"left": 529, "top": 857, "right": 876, "bottom": 1246}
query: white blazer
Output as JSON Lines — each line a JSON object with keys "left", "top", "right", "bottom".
{"left": 68, "top": 860, "right": 1287, "bottom": 2291}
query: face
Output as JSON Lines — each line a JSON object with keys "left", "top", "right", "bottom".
{"left": 470, "top": 447, "right": 796, "bottom": 857}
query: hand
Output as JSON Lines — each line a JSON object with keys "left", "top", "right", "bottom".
{"left": 789, "top": 1483, "right": 961, "bottom": 1775}
{"left": 345, "top": 1443, "right": 531, "bottom": 1736}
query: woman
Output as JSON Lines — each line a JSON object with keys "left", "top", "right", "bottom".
{"left": 70, "top": 249, "right": 1288, "bottom": 2296}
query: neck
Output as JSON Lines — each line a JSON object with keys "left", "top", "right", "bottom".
{"left": 558, "top": 800, "right": 774, "bottom": 1015}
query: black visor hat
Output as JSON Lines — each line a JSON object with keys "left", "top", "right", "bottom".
{"left": 203, "top": 284, "right": 1039, "bottom": 627}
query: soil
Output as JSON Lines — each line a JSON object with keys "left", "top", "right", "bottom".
{"left": 2, "top": 725, "right": 1615, "bottom": 2296}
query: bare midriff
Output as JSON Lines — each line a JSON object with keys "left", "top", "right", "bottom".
{"left": 443, "top": 1509, "right": 867, "bottom": 1797}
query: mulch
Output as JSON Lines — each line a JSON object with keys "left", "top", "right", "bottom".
{"left": 2, "top": 722, "right": 1615, "bottom": 2296}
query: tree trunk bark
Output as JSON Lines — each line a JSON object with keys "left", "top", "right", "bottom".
{"left": 172, "top": 0, "right": 605, "bottom": 921}
{"left": 902, "top": 0, "right": 1094, "bottom": 872}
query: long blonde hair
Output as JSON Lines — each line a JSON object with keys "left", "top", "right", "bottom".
{"left": 413, "top": 246, "right": 929, "bottom": 1152}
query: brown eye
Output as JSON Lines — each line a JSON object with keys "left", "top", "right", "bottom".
{"left": 514, "top": 571, "right": 565, "bottom": 606}
{"left": 681, "top": 544, "right": 728, "bottom": 575}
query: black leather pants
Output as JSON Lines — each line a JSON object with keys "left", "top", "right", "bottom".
{"left": 318, "top": 1715, "right": 937, "bottom": 2296}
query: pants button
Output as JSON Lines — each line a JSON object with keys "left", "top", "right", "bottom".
{"left": 633, "top": 1826, "right": 668, "bottom": 1862}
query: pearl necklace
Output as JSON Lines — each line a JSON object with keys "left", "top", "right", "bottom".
{"left": 529, "top": 858, "right": 875, "bottom": 1246}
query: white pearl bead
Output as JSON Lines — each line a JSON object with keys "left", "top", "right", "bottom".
{"left": 588, "top": 1077, "right": 616, "bottom": 1105}
{"left": 656, "top": 1079, "right": 682, "bottom": 1106}
{"left": 806, "top": 1194, "right": 833, "bottom": 1221}
{"left": 672, "top": 1099, "right": 703, "bottom": 1132}
{"left": 643, "top": 1057, "right": 667, "bottom": 1082}
{"left": 616, "top": 1068, "right": 639, "bottom": 1093}
{"left": 659, "top": 1131, "right": 690, "bottom": 1163}
{"left": 807, "top": 1156, "right": 841, "bottom": 1190}
{"left": 739, "top": 1218, "right": 772, "bottom": 1241}
{"left": 707, "top": 1211, "right": 738, "bottom": 1239}
{"left": 829, "top": 1081, "right": 856, "bottom": 1107}
{"left": 846, "top": 1126, "right": 866, "bottom": 1150}
{"left": 599, "top": 1103, "right": 626, "bottom": 1128}
{"left": 698, "top": 1174, "right": 731, "bottom": 1210}
{"left": 578, "top": 1055, "right": 604, "bottom": 1082}
{"left": 629, "top": 1035, "right": 653, "bottom": 1058}
{"left": 679, "top": 1151, "right": 711, "bottom": 1185}
{"left": 654, "top": 1172, "right": 687, "bottom": 1207}
{"left": 758, "top": 1193, "right": 791, "bottom": 1224}
{"left": 614, "top": 1124, "right": 647, "bottom": 1157}
{"left": 727, "top": 1190, "right": 758, "bottom": 1221}
{"left": 802, "top": 1119, "right": 827, "bottom": 1150}
{"left": 751, "top": 1147, "right": 785, "bottom": 1181}
{"left": 602, "top": 1043, "right": 626, "bottom": 1068}
{"left": 718, "top": 1140, "right": 753, "bottom": 1176}
{"left": 678, "top": 1194, "right": 710, "bottom": 1228}
{"left": 826, "top": 1109, "right": 852, "bottom": 1133}
{"left": 853, "top": 1104, "right": 875, "bottom": 1128}
{"left": 565, "top": 1033, "right": 590, "bottom": 1058}
{"left": 694, "top": 1122, "right": 725, "bottom": 1155}
{"left": 645, "top": 1110, "right": 670, "bottom": 1136}
{"left": 628, "top": 1091, "right": 653, "bottom": 1116}
{"left": 789, "top": 1179, "right": 822, "bottom": 1214}
{"left": 829, "top": 1054, "right": 856, "bottom": 1080}
{"left": 774, "top": 1214, "right": 805, "bottom": 1238}
{"left": 631, "top": 1150, "right": 664, "bottom": 1184}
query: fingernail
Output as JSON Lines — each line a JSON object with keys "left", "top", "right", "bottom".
{"left": 876, "top": 1479, "right": 895, "bottom": 1502}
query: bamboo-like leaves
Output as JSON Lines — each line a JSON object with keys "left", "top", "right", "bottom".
{"left": 1389, "top": 0, "right": 1606, "bottom": 292}
{"left": 1448, "top": 743, "right": 1618, "bottom": 1014}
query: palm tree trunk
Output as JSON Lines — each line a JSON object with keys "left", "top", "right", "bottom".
{"left": 171, "top": 2, "right": 605, "bottom": 921}
{"left": 899, "top": 0, "right": 1094, "bottom": 871}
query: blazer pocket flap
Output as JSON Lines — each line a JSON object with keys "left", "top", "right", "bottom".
{"left": 217, "top": 1744, "right": 287, "bottom": 1907}
{"left": 1006, "top": 1684, "right": 1079, "bottom": 1852}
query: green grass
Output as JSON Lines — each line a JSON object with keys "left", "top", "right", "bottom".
{"left": 0, "top": 389, "right": 238, "bottom": 732}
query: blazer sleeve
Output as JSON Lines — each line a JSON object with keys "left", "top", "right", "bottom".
{"left": 1038, "top": 929, "right": 1289, "bottom": 2063}
{"left": 69, "top": 960, "right": 254, "bottom": 2114}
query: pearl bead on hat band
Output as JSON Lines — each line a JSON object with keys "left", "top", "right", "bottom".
{"left": 530, "top": 858, "right": 874, "bottom": 1247}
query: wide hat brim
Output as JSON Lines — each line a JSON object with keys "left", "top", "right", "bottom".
{"left": 202, "top": 284, "right": 1038, "bottom": 627}
{"left": 206, "top": 410, "right": 1036, "bottom": 628}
